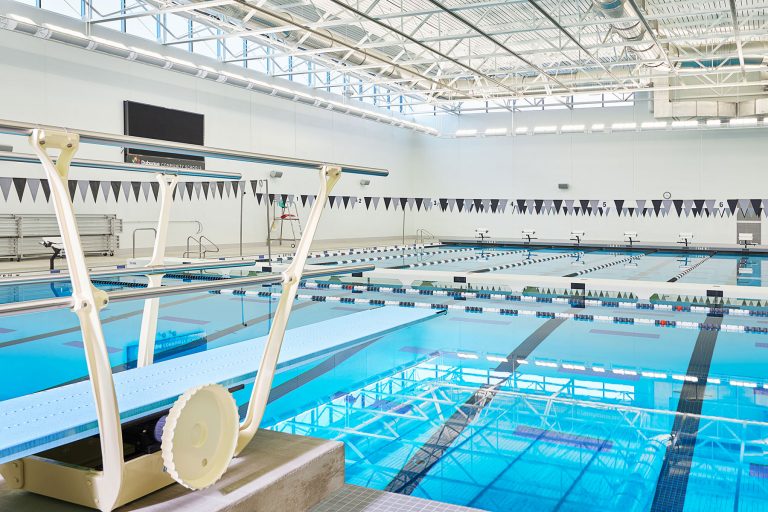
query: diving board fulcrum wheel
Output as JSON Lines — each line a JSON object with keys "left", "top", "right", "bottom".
{"left": 161, "top": 383, "right": 239, "bottom": 490}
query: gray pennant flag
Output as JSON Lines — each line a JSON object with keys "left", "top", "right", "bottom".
{"left": 762, "top": 200, "right": 768, "bottom": 218}
{"left": 349, "top": 196, "right": 358, "bottom": 209}
{"left": 100, "top": 181, "right": 111, "bottom": 202}
{"left": 543, "top": 199, "right": 554, "bottom": 215}
{"left": 0, "top": 178, "right": 11, "bottom": 201}
{"left": 224, "top": 181, "right": 233, "bottom": 198}
{"left": 121, "top": 181, "right": 131, "bottom": 201}
{"left": 407, "top": 197, "right": 416, "bottom": 210}
{"left": 371, "top": 197, "right": 379, "bottom": 210}
{"left": 307, "top": 195, "right": 315, "bottom": 207}
{"left": 738, "top": 198, "right": 751, "bottom": 216}
{"left": 177, "top": 183, "right": 186, "bottom": 201}
{"left": 78, "top": 180, "right": 89, "bottom": 202}
{"left": 636, "top": 200, "right": 646, "bottom": 216}
{"left": 481, "top": 199, "right": 491, "bottom": 212}
{"left": 683, "top": 199, "right": 694, "bottom": 217}
{"left": 194, "top": 182, "right": 202, "bottom": 199}
{"left": 27, "top": 179, "right": 41, "bottom": 202}
{"left": 424, "top": 198, "right": 433, "bottom": 211}
{"left": 704, "top": 199, "right": 716, "bottom": 216}
{"left": 564, "top": 199, "right": 574, "bottom": 215}
{"left": 141, "top": 182, "right": 151, "bottom": 201}
{"left": 498, "top": 199, "right": 508, "bottom": 213}
{"left": 447, "top": 198, "right": 456, "bottom": 212}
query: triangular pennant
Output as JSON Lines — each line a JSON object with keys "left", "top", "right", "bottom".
{"left": 89, "top": 180, "right": 101, "bottom": 202}
{"left": 121, "top": 181, "right": 131, "bottom": 201}
{"left": 400, "top": 197, "right": 409, "bottom": 210}
{"left": 341, "top": 196, "right": 350, "bottom": 209}
{"left": 233, "top": 181, "right": 241, "bottom": 197}
{"left": 383, "top": 197, "right": 392, "bottom": 210}
{"left": 186, "top": 182, "right": 194, "bottom": 200}
{"left": 100, "top": 181, "right": 111, "bottom": 202}
{"left": 370, "top": 196, "right": 378, "bottom": 209}
{"left": 150, "top": 181, "right": 160, "bottom": 201}
{"left": 498, "top": 199, "right": 507, "bottom": 213}
{"left": 110, "top": 181, "right": 121, "bottom": 202}
{"left": 40, "top": 179, "right": 51, "bottom": 202}
{"left": 12, "top": 178, "right": 26, "bottom": 201}
{"left": 202, "top": 182, "right": 210, "bottom": 199}
{"left": 407, "top": 197, "right": 416, "bottom": 210}
{"left": 0, "top": 178, "right": 12, "bottom": 201}
{"left": 255, "top": 192, "right": 263, "bottom": 205}
{"left": 131, "top": 181, "right": 142, "bottom": 201}
{"left": 217, "top": 182, "right": 225, "bottom": 199}
{"left": 27, "top": 179, "right": 41, "bottom": 202}
{"left": 614, "top": 200, "right": 624, "bottom": 215}
{"left": 77, "top": 180, "right": 88, "bottom": 202}
{"left": 141, "top": 182, "right": 151, "bottom": 201}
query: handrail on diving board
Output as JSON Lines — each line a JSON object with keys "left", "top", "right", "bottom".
{"left": 0, "top": 151, "right": 241, "bottom": 180}
{"left": 0, "top": 263, "right": 375, "bottom": 318}
{"left": 0, "top": 259, "right": 258, "bottom": 287}
{"left": 0, "top": 120, "right": 389, "bottom": 177}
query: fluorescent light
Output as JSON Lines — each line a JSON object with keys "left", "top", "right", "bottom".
{"left": 641, "top": 121, "right": 667, "bottom": 129}
{"left": 591, "top": 366, "right": 606, "bottom": 372}
{"left": 708, "top": 377, "right": 721, "bottom": 384}
{"left": 641, "top": 371, "right": 667, "bottom": 379}
{"left": 515, "top": 126, "right": 529, "bottom": 134}
{"left": 486, "top": 355, "right": 508, "bottom": 363}
{"left": 612, "top": 122, "right": 637, "bottom": 131}
{"left": 671, "top": 120, "right": 699, "bottom": 129}
{"left": 706, "top": 119, "right": 722, "bottom": 127}
{"left": 562, "top": 363, "right": 586, "bottom": 371}
{"left": 44, "top": 24, "right": 87, "bottom": 39}
{"left": 561, "top": 124, "right": 585, "bottom": 133}
{"left": 455, "top": 129, "right": 477, "bottom": 137}
{"left": 457, "top": 352, "right": 479, "bottom": 359}
{"left": 534, "top": 361, "right": 558, "bottom": 368}
{"left": 516, "top": 359, "right": 529, "bottom": 365}
{"left": 533, "top": 125, "right": 557, "bottom": 134}
{"left": 90, "top": 36, "right": 127, "bottom": 50}
{"left": 590, "top": 123, "right": 605, "bottom": 132}
{"left": 8, "top": 14, "right": 35, "bottom": 24}
{"left": 484, "top": 127, "right": 508, "bottom": 136}
{"left": 730, "top": 117, "right": 758, "bottom": 126}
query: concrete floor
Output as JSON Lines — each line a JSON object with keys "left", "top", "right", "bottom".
{"left": 312, "top": 485, "right": 484, "bottom": 512}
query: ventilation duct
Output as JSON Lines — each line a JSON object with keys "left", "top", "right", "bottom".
{"left": 593, "top": 0, "right": 662, "bottom": 67}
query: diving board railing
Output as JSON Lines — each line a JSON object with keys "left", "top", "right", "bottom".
{"left": 0, "top": 119, "right": 387, "bottom": 511}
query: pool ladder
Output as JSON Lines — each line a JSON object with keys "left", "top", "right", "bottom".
{"left": 183, "top": 234, "right": 219, "bottom": 259}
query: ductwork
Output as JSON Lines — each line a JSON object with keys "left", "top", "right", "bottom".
{"left": 593, "top": 0, "right": 662, "bottom": 67}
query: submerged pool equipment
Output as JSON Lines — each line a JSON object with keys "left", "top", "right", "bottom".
{"left": 0, "top": 119, "right": 388, "bottom": 511}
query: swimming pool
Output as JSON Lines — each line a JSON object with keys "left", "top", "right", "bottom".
{"left": 3, "top": 248, "right": 768, "bottom": 511}
{"left": 303, "top": 244, "right": 768, "bottom": 287}
{"left": 0, "top": 246, "right": 768, "bottom": 512}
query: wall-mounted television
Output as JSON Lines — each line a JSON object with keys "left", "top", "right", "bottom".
{"left": 123, "top": 101, "right": 204, "bottom": 169}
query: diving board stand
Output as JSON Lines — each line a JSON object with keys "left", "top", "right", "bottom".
{"left": 0, "top": 120, "right": 389, "bottom": 511}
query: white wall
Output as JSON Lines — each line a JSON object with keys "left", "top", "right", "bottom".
{"left": 410, "top": 105, "right": 767, "bottom": 244}
{"left": 0, "top": 24, "right": 419, "bottom": 250}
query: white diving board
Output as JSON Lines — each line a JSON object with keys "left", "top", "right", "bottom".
{"left": 0, "top": 306, "right": 442, "bottom": 464}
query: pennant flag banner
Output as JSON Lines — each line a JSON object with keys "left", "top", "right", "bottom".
{"left": 0, "top": 176, "right": 765, "bottom": 220}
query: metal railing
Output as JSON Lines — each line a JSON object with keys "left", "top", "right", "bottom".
{"left": 416, "top": 228, "right": 437, "bottom": 245}
{"left": 0, "top": 263, "right": 373, "bottom": 317}
{"left": 0, "top": 120, "right": 388, "bottom": 177}
{"left": 183, "top": 234, "right": 220, "bottom": 259}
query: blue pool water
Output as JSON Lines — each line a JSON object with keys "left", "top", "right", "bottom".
{"left": 3, "top": 251, "right": 768, "bottom": 511}
{"left": 315, "top": 244, "right": 768, "bottom": 286}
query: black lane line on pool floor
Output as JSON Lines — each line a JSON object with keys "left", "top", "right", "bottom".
{"left": 650, "top": 314, "right": 723, "bottom": 512}
{"left": 239, "top": 335, "right": 383, "bottom": 417}
{"left": 0, "top": 294, "right": 210, "bottom": 350}
{"left": 384, "top": 315, "right": 569, "bottom": 496}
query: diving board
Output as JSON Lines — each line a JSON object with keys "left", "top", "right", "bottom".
{"left": 0, "top": 306, "right": 440, "bottom": 465}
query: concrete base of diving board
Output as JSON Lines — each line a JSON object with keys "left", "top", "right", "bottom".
{"left": 0, "top": 306, "right": 442, "bottom": 465}
{"left": 0, "top": 429, "right": 344, "bottom": 512}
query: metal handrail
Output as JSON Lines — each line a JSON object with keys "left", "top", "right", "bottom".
{"left": 0, "top": 264, "right": 374, "bottom": 317}
{"left": 199, "top": 235, "right": 219, "bottom": 259}
{"left": 0, "top": 120, "right": 389, "bottom": 176}
{"left": 0, "top": 151, "right": 241, "bottom": 180}
{"left": 131, "top": 227, "right": 157, "bottom": 259}
{"left": 0, "top": 260, "right": 257, "bottom": 287}
{"left": 416, "top": 228, "right": 437, "bottom": 245}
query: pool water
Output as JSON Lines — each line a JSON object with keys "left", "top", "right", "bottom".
{"left": 3, "top": 250, "right": 768, "bottom": 511}
{"left": 314, "top": 244, "right": 768, "bottom": 286}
